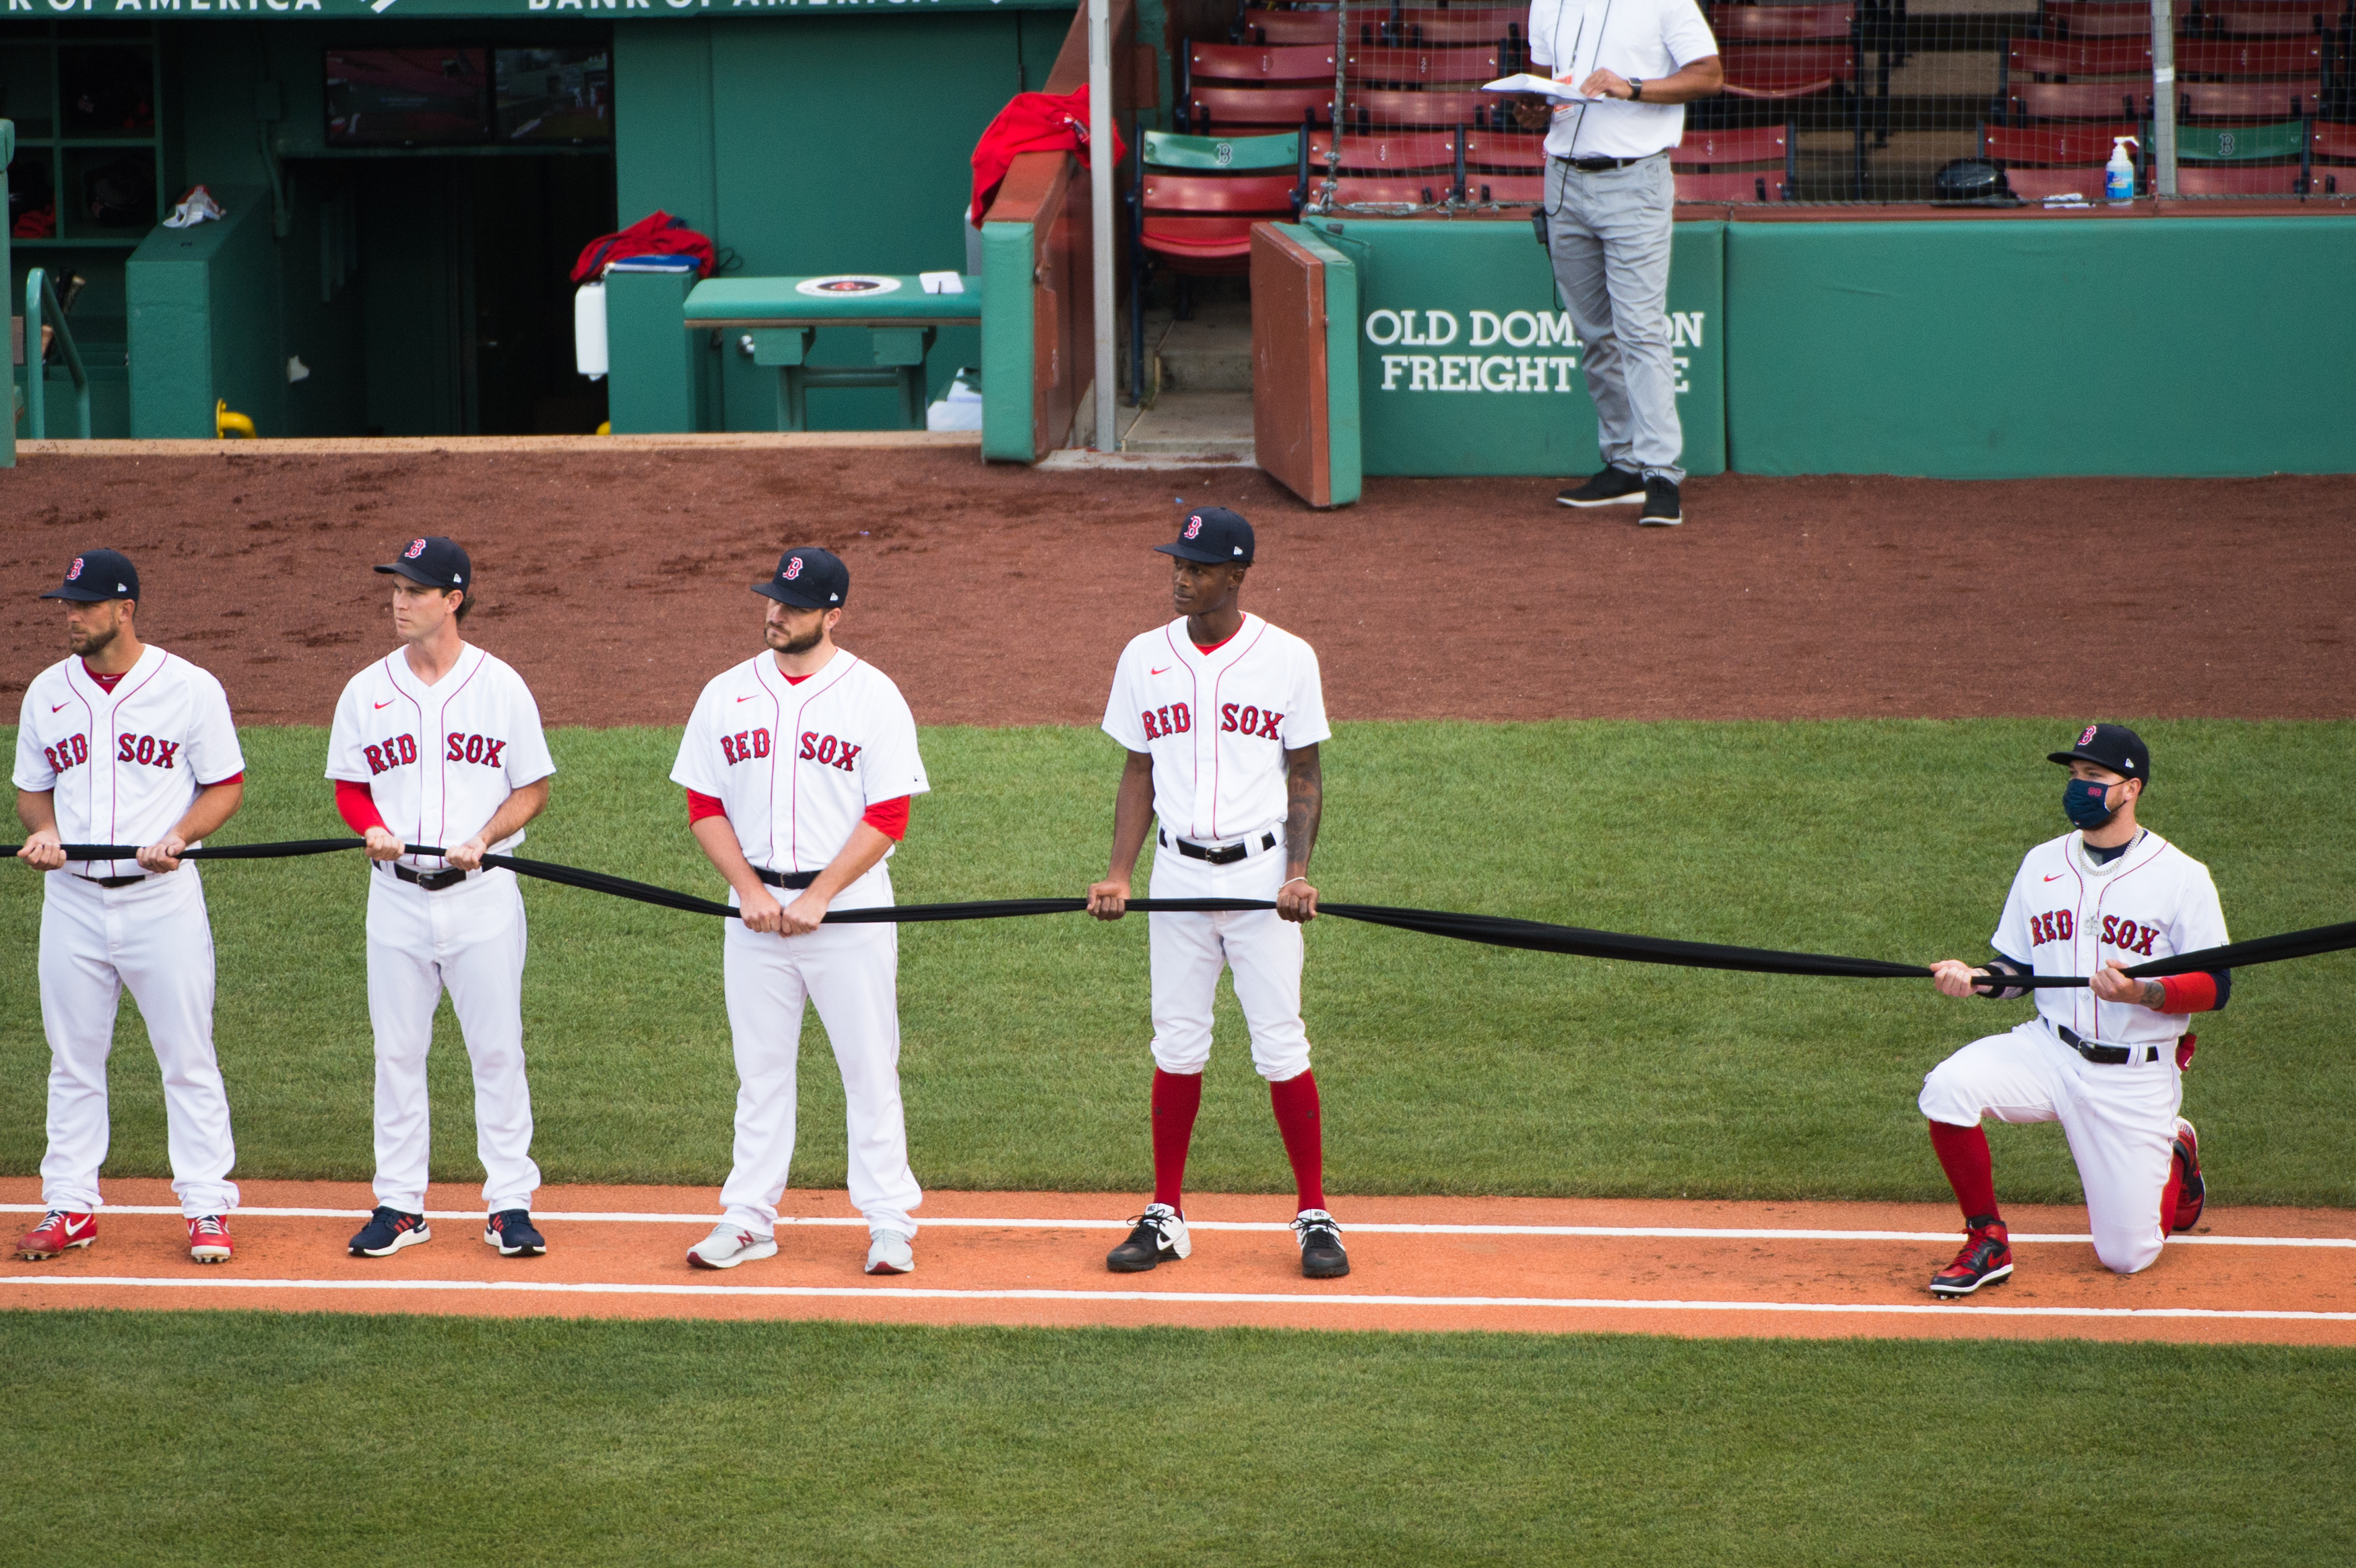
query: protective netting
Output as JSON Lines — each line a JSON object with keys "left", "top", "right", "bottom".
{"left": 1167, "top": 2, "right": 2353, "bottom": 207}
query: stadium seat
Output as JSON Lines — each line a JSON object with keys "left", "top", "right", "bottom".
{"left": 2004, "top": 36, "right": 2155, "bottom": 79}
{"left": 1674, "top": 170, "right": 1793, "bottom": 200}
{"left": 1127, "top": 127, "right": 1307, "bottom": 398}
{"left": 2038, "top": 1, "right": 2165, "bottom": 39}
{"left": 1712, "top": 3, "right": 1861, "bottom": 46}
{"left": 2195, "top": 1, "right": 2349, "bottom": 37}
{"left": 1470, "top": 174, "right": 1544, "bottom": 205}
{"left": 1981, "top": 121, "right": 2147, "bottom": 196}
{"left": 1234, "top": 9, "right": 1350, "bottom": 46}
{"left": 1346, "top": 88, "right": 1497, "bottom": 127}
{"left": 2177, "top": 80, "right": 2324, "bottom": 115}
{"left": 1185, "top": 84, "right": 1336, "bottom": 131}
{"left": 2175, "top": 38, "right": 2328, "bottom": 75}
{"left": 2000, "top": 166, "right": 2114, "bottom": 198}
{"left": 1355, "top": 7, "right": 1528, "bottom": 46}
{"left": 2176, "top": 115, "right": 2312, "bottom": 160}
{"left": 1346, "top": 44, "right": 1506, "bottom": 86}
{"left": 1328, "top": 175, "right": 1449, "bottom": 207}
{"left": 1718, "top": 42, "right": 1859, "bottom": 99}
{"left": 1672, "top": 121, "right": 1794, "bottom": 201}
{"left": 1306, "top": 128, "right": 1460, "bottom": 172}
{"left": 2312, "top": 117, "right": 2356, "bottom": 163}
{"left": 2171, "top": 161, "right": 2312, "bottom": 191}
{"left": 1456, "top": 126, "right": 1546, "bottom": 172}
{"left": 2004, "top": 79, "right": 2158, "bottom": 119}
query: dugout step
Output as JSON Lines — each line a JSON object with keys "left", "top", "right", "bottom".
{"left": 1154, "top": 300, "right": 1255, "bottom": 394}
{"left": 1120, "top": 389, "right": 1255, "bottom": 459}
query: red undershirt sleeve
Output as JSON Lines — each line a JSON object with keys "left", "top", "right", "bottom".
{"left": 200, "top": 771, "right": 245, "bottom": 789}
{"left": 686, "top": 789, "right": 729, "bottom": 826}
{"left": 335, "top": 779, "right": 387, "bottom": 836}
{"left": 2158, "top": 972, "right": 2220, "bottom": 1014}
{"left": 862, "top": 795, "right": 910, "bottom": 841}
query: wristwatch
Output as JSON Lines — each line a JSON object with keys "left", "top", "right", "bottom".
{"left": 1629, "top": 78, "right": 1645, "bottom": 101}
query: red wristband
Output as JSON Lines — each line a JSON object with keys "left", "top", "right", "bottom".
{"left": 2158, "top": 972, "right": 2219, "bottom": 1014}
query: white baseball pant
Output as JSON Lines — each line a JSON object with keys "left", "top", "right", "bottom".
{"left": 1147, "top": 835, "right": 1311, "bottom": 1082}
{"left": 37, "top": 868, "right": 240, "bottom": 1218}
{"left": 366, "top": 867, "right": 541, "bottom": 1214}
{"left": 1920, "top": 1018, "right": 2182, "bottom": 1274}
{"left": 718, "top": 868, "right": 921, "bottom": 1237}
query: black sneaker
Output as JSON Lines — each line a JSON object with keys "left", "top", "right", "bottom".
{"left": 484, "top": 1209, "right": 546, "bottom": 1257}
{"left": 1105, "top": 1202, "right": 1190, "bottom": 1273}
{"left": 348, "top": 1206, "right": 431, "bottom": 1258}
{"left": 1293, "top": 1209, "right": 1350, "bottom": 1279}
{"left": 1557, "top": 466, "right": 1645, "bottom": 507}
{"left": 1637, "top": 477, "right": 1683, "bottom": 526}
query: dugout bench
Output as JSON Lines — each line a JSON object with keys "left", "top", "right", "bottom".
{"left": 681, "top": 275, "right": 982, "bottom": 432}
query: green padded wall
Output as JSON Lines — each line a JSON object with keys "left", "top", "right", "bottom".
{"left": 1722, "top": 218, "right": 2356, "bottom": 478}
{"left": 1300, "top": 216, "right": 1726, "bottom": 479}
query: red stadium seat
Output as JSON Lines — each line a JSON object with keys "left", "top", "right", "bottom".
{"left": 1186, "top": 84, "right": 1336, "bottom": 129}
{"left": 1357, "top": 8, "right": 1528, "bottom": 46}
{"left": 2038, "top": 2, "right": 2161, "bottom": 39}
{"left": 1345, "top": 45, "right": 1505, "bottom": 86}
{"left": 1674, "top": 170, "right": 1792, "bottom": 201}
{"left": 2312, "top": 120, "right": 2356, "bottom": 163}
{"left": 1187, "top": 43, "right": 1336, "bottom": 84}
{"left": 1328, "top": 176, "right": 1447, "bottom": 207}
{"left": 1982, "top": 121, "right": 2143, "bottom": 164}
{"left": 1470, "top": 174, "right": 1544, "bottom": 204}
{"left": 2006, "top": 80, "right": 2157, "bottom": 119}
{"left": 1674, "top": 124, "right": 1792, "bottom": 166}
{"left": 1346, "top": 88, "right": 1496, "bottom": 126}
{"left": 2006, "top": 36, "right": 2154, "bottom": 77}
{"left": 1235, "top": 10, "right": 1350, "bottom": 46}
{"left": 2171, "top": 162, "right": 2311, "bottom": 193}
{"left": 1457, "top": 127, "right": 1545, "bottom": 172}
{"left": 1720, "top": 44, "right": 1858, "bottom": 99}
{"left": 2173, "top": 38, "right": 2327, "bottom": 76}
{"left": 2000, "top": 166, "right": 2114, "bottom": 198}
{"left": 2177, "top": 80, "right": 2323, "bottom": 116}
{"left": 1306, "top": 129, "right": 1460, "bottom": 172}
{"left": 2197, "top": 1, "right": 2345, "bottom": 36}
{"left": 1711, "top": 4, "right": 1858, "bottom": 44}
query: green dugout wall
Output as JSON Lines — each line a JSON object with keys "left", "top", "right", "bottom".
{"left": 1720, "top": 217, "right": 2356, "bottom": 478}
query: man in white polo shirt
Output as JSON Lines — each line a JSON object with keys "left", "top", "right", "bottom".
{"left": 1525, "top": 0, "right": 1720, "bottom": 526}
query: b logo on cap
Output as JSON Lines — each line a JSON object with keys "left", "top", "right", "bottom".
{"left": 65, "top": 557, "right": 84, "bottom": 582}
{"left": 784, "top": 556, "right": 804, "bottom": 581}
{"left": 405, "top": 539, "right": 428, "bottom": 560}
{"left": 2079, "top": 724, "right": 2099, "bottom": 746}
{"left": 1183, "top": 516, "right": 1202, "bottom": 540}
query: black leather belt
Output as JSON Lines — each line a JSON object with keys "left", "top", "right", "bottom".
{"left": 390, "top": 863, "right": 469, "bottom": 892}
{"left": 1559, "top": 153, "right": 1654, "bottom": 172}
{"left": 74, "top": 873, "right": 146, "bottom": 888}
{"left": 2058, "top": 1025, "right": 2163, "bottom": 1066}
{"left": 755, "top": 867, "right": 820, "bottom": 890}
{"left": 1160, "top": 829, "right": 1277, "bottom": 866}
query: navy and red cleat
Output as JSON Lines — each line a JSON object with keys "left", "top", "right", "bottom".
{"left": 348, "top": 1206, "right": 432, "bottom": 1257}
{"left": 1929, "top": 1216, "right": 2013, "bottom": 1298}
{"left": 15, "top": 1210, "right": 96, "bottom": 1261}
{"left": 2171, "top": 1118, "right": 2206, "bottom": 1233}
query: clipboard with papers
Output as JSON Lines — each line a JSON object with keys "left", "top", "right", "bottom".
{"left": 1480, "top": 73, "right": 1607, "bottom": 102}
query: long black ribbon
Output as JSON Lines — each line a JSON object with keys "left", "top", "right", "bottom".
{"left": 8, "top": 840, "right": 2353, "bottom": 987}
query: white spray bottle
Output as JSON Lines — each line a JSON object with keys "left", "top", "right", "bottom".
{"left": 2105, "top": 135, "right": 2139, "bottom": 205}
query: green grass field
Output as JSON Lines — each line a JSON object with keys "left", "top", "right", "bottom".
{"left": 5, "top": 719, "right": 2351, "bottom": 1206}
{"left": 0, "top": 1309, "right": 2349, "bottom": 1567}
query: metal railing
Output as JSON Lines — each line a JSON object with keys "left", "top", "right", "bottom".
{"left": 24, "top": 267, "right": 92, "bottom": 442}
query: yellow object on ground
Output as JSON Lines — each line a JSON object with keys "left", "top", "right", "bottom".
{"left": 216, "top": 400, "right": 255, "bottom": 439}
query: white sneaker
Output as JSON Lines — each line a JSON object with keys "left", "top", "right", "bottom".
{"left": 865, "top": 1231, "right": 915, "bottom": 1275}
{"left": 686, "top": 1223, "right": 777, "bottom": 1271}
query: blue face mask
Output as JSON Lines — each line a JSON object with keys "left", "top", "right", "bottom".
{"left": 2063, "top": 776, "right": 2118, "bottom": 830}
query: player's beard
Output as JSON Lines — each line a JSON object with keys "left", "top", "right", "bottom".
{"left": 768, "top": 622, "right": 825, "bottom": 656}
{"left": 66, "top": 619, "right": 118, "bottom": 659}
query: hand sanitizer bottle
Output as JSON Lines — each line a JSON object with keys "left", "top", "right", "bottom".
{"left": 2105, "top": 135, "right": 2140, "bottom": 205}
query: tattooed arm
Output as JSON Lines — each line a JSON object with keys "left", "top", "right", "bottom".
{"left": 1277, "top": 744, "right": 1322, "bottom": 923}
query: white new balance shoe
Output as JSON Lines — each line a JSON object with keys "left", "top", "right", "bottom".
{"left": 686, "top": 1223, "right": 778, "bottom": 1271}
{"left": 865, "top": 1231, "right": 915, "bottom": 1275}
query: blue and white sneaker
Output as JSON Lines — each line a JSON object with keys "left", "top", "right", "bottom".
{"left": 484, "top": 1210, "right": 546, "bottom": 1257}
{"left": 348, "top": 1206, "right": 432, "bottom": 1257}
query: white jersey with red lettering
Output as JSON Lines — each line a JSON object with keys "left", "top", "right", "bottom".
{"left": 13, "top": 644, "right": 245, "bottom": 1220}
{"left": 1992, "top": 828, "right": 2229, "bottom": 1049}
{"left": 325, "top": 644, "right": 556, "bottom": 870}
{"left": 13, "top": 645, "right": 245, "bottom": 877}
{"left": 669, "top": 647, "right": 929, "bottom": 909}
{"left": 1101, "top": 614, "right": 1331, "bottom": 846}
{"left": 670, "top": 643, "right": 932, "bottom": 1245}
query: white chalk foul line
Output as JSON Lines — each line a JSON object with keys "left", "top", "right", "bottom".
{"left": 4, "top": 1204, "right": 2351, "bottom": 1248}
{"left": 0, "top": 1274, "right": 2351, "bottom": 1321}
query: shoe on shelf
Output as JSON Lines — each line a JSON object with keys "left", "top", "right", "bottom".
{"left": 188, "top": 1214, "right": 234, "bottom": 1264}
{"left": 484, "top": 1210, "right": 547, "bottom": 1257}
{"left": 1929, "top": 1216, "right": 2013, "bottom": 1297}
{"left": 16, "top": 1210, "right": 96, "bottom": 1261}
{"left": 2171, "top": 1118, "right": 2206, "bottom": 1233}
{"left": 1293, "top": 1208, "right": 1351, "bottom": 1279}
{"left": 348, "top": 1207, "right": 432, "bottom": 1258}
{"left": 1105, "top": 1202, "right": 1191, "bottom": 1274}
{"left": 865, "top": 1231, "right": 915, "bottom": 1276}
{"left": 1637, "top": 476, "right": 1683, "bottom": 526}
{"left": 1557, "top": 466, "right": 1645, "bottom": 507}
{"left": 687, "top": 1224, "right": 778, "bottom": 1271}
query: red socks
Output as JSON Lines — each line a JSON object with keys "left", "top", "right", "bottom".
{"left": 1150, "top": 1070, "right": 1203, "bottom": 1211}
{"left": 1150, "top": 1068, "right": 1329, "bottom": 1215}
{"left": 1928, "top": 1119, "right": 2000, "bottom": 1224}
{"left": 1268, "top": 1070, "right": 1327, "bottom": 1212}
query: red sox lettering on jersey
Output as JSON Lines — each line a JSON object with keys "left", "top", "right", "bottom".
{"left": 1994, "top": 829, "right": 2229, "bottom": 1047}
{"left": 1104, "top": 614, "right": 1330, "bottom": 845}
{"left": 12, "top": 646, "right": 245, "bottom": 879}
{"left": 325, "top": 646, "right": 555, "bottom": 868}
{"left": 671, "top": 649, "right": 929, "bottom": 905}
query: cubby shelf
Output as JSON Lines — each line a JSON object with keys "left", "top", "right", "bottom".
{"left": 3, "top": 23, "right": 168, "bottom": 247}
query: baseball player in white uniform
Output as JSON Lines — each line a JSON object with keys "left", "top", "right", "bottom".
{"left": 326, "top": 537, "right": 556, "bottom": 1260}
{"left": 13, "top": 550, "right": 247, "bottom": 1266}
{"left": 1085, "top": 508, "right": 1348, "bottom": 1280}
{"left": 1920, "top": 723, "right": 2225, "bottom": 1297}
{"left": 672, "top": 547, "right": 931, "bottom": 1276}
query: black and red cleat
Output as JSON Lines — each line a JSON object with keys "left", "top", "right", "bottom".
{"left": 1929, "top": 1216, "right": 2013, "bottom": 1298}
{"left": 2171, "top": 1118, "right": 2206, "bottom": 1233}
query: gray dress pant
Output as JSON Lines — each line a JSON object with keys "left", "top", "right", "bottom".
{"left": 1545, "top": 151, "right": 1684, "bottom": 484}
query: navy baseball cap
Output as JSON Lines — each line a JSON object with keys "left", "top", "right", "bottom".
{"left": 40, "top": 548, "right": 139, "bottom": 603}
{"left": 375, "top": 536, "right": 472, "bottom": 592}
{"left": 2049, "top": 723, "right": 2151, "bottom": 783}
{"left": 1156, "top": 507, "right": 1254, "bottom": 566}
{"left": 754, "top": 546, "right": 848, "bottom": 610}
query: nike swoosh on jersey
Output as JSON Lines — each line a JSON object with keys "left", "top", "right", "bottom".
{"left": 1150, "top": 666, "right": 1172, "bottom": 676}
{"left": 51, "top": 702, "right": 69, "bottom": 713}
{"left": 738, "top": 694, "right": 756, "bottom": 702}
{"left": 2044, "top": 873, "right": 2065, "bottom": 882}
{"left": 374, "top": 699, "right": 397, "bottom": 710}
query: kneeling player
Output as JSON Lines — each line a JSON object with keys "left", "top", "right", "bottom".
{"left": 1920, "top": 724, "right": 2224, "bottom": 1298}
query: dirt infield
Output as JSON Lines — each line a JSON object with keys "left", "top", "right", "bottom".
{"left": 6, "top": 1179, "right": 2352, "bottom": 1345}
{"left": 2, "top": 450, "right": 2348, "bottom": 726}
